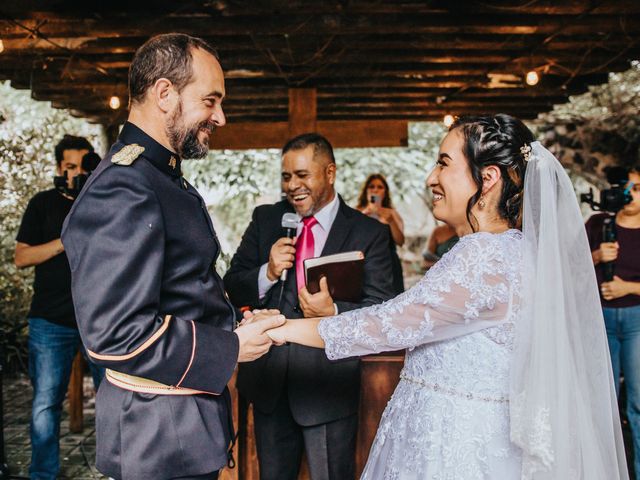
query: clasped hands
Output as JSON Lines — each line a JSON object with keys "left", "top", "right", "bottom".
{"left": 236, "top": 235, "right": 337, "bottom": 362}
{"left": 234, "top": 309, "right": 288, "bottom": 363}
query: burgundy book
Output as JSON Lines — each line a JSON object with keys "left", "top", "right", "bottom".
{"left": 304, "top": 251, "right": 365, "bottom": 303}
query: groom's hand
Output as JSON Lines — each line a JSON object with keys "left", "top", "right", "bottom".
{"left": 240, "top": 308, "right": 281, "bottom": 326}
{"left": 235, "top": 314, "right": 285, "bottom": 362}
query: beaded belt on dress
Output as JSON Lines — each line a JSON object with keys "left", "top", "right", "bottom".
{"left": 400, "top": 373, "right": 509, "bottom": 404}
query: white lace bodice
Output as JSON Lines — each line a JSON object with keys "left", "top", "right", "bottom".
{"left": 318, "top": 230, "right": 524, "bottom": 479}
{"left": 319, "top": 229, "right": 522, "bottom": 360}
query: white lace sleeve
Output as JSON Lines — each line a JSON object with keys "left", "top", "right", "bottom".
{"left": 318, "top": 232, "right": 521, "bottom": 359}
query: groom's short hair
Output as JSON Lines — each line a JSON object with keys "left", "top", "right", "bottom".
{"left": 129, "top": 33, "right": 218, "bottom": 106}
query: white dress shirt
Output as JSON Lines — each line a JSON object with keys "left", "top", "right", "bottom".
{"left": 258, "top": 193, "right": 340, "bottom": 300}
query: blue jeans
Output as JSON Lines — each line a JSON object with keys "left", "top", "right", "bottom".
{"left": 28, "top": 317, "right": 104, "bottom": 480}
{"left": 604, "top": 305, "right": 640, "bottom": 477}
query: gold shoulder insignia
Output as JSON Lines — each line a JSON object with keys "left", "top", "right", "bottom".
{"left": 111, "top": 144, "right": 145, "bottom": 166}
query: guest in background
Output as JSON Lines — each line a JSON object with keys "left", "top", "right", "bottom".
{"left": 14, "top": 134, "right": 104, "bottom": 480}
{"left": 357, "top": 173, "right": 405, "bottom": 293}
{"left": 586, "top": 165, "right": 640, "bottom": 476}
{"left": 357, "top": 174, "right": 405, "bottom": 246}
{"left": 422, "top": 223, "right": 459, "bottom": 270}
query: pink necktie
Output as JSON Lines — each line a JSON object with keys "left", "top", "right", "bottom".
{"left": 296, "top": 216, "right": 318, "bottom": 292}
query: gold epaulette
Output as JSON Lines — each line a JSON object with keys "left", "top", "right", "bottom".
{"left": 111, "top": 144, "right": 145, "bottom": 166}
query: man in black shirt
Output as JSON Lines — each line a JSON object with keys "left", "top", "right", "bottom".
{"left": 15, "top": 135, "right": 104, "bottom": 480}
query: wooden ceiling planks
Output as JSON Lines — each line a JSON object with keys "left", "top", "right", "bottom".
{"left": 0, "top": 0, "right": 638, "bottom": 126}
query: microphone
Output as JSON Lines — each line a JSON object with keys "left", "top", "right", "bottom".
{"left": 280, "top": 213, "right": 299, "bottom": 281}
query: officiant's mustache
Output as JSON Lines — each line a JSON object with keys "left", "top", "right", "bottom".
{"left": 286, "top": 188, "right": 311, "bottom": 197}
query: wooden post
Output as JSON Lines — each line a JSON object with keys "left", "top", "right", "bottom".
{"left": 356, "top": 353, "right": 404, "bottom": 476}
{"left": 68, "top": 351, "right": 85, "bottom": 433}
{"left": 288, "top": 88, "right": 317, "bottom": 138}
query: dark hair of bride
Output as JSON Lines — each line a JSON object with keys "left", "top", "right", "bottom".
{"left": 450, "top": 113, "right": 535, "bottom": 231}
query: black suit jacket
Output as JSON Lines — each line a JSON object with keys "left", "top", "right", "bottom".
{"left": 223, "top": 197, "right": 395, "bottom": 426}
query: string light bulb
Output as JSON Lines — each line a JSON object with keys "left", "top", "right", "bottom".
{"left": 443, "top": 114, "right": 454, "bottom": 127}
{"left": 525, "top": 70, "right": 540, "bottom": 86}
{"left": 109, "top": 95, "right": 121, "bottom": 110}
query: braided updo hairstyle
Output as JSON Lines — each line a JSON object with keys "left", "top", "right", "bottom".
{"left": 450, "top": 114, "right": 535, "bottom": 231}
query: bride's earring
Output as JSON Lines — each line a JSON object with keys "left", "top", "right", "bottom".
{"left": 479, "top": 175, "right": 490, "bottom": 210}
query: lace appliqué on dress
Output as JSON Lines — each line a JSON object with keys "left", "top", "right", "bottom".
{"left": 319, "top": 230, "right": 524, "bottom": 479}
{"left": 318, "top": 230, "right": 522, "bottom": 359}
{"left": 510, "top": 391, "right": 553, "bottom": 480}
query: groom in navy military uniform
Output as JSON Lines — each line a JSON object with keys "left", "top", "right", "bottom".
{"left": 224, "top": 133, "right": 395, "bottom": 480}
{"left": 62, "top": 33, "right": 283, "bottom": 480}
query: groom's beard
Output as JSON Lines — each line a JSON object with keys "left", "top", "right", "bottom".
{"left": 166, "top": 101, "right": 212, "bottom": 160}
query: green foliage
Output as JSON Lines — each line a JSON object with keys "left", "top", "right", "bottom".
{"left": 544, "top": 61, "right": 640, "bottom": 128}
{"left": 0, "top": 81, "right": 104, "bottom": 371}
{"left": 538, "top": 61, "right": 640, "bottom": 171}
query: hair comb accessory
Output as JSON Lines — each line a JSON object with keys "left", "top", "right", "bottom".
{"left": 520, "top": 143, "right": 532, "bottom": 162}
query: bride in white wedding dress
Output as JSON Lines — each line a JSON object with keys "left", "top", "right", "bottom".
{"left": 265, "top": 114, "right": 628, "bottom": 479}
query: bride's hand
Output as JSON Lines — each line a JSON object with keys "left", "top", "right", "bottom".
{"left": 266, "top": 323, "right": 288, "bottom": 346}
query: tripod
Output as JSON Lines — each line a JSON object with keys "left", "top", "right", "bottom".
{"left": 0, "top": 327, "right": 29, "bottom": 480}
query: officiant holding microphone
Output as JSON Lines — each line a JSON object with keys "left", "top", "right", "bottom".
{"left": 224, "top": 133, "right": 395, "bottom": 480}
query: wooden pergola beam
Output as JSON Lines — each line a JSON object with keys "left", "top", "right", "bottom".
{"left": 5, "top": 50, "right": 637, "bottom": 68}
{"left": 210, "top": 120, "right": 409, "bottom": 150}
{"left": 3, "top": 35, "right": 637, "bottom": 55}
{"left": 2, "top": 1, "right": 636, "bottom": 126}
{"left": 2, "top": 0, "right": 639, "bottom": 17}
{"left": 2, "top": 15, "right": 639, "bottom": 38}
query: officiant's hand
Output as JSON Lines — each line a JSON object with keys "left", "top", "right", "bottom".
{"left": 267, "top": 237, "right": 296, "bottom": 281}
{"left": 299, "top": 276, "right": 336, "bottom": 317}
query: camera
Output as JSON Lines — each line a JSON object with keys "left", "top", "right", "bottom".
{"left": 54, "top": 151, "right": 101, "bottom": 199}
{"left": 369, "top": 194, "right": 380, "bottom": 204}
{"left": 580, "top": 166, "right": 633, "bottom": 281}
{"left": 580, "top": 166, "right": 632, "bottom": 214}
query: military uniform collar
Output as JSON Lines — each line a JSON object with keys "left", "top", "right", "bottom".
{"left": 119, "top": 121, "right": 182, "bottom": 177}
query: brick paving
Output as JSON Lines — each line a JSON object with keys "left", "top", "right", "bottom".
{"left": 2, "top": 372, "right": 637, "bottom": 479}
{"left": 3, "top": 374, "right": 106, "bottom": 479}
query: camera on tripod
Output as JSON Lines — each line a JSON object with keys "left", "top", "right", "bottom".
{"left": 580, "top": 166, "right": 633, "bottom": 281}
